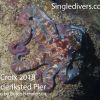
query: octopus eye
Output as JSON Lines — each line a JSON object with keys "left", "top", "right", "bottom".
{"left": 29, "top": 16, "right": 33, "bottom": 20}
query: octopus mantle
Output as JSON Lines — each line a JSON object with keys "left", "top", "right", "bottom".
{"left": 8, "top": 4, "right": 86, "bottom": 92}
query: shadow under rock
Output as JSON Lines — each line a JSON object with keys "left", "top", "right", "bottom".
{"left": 73, "top": 33, "right": 100, "bottom": 100}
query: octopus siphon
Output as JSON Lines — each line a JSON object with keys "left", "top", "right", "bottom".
{"left": 8, "top": 4, "right": 86, "bottom": 92}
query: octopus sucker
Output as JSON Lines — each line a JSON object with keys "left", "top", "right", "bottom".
{"left": 8, "top": 4, "right": 87, "bottom": 92}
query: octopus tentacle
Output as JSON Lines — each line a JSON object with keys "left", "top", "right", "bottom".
{"left": 36, "top": 64, "right": 61, "bottom": 92}
{"left": 8, "top": 42, "right": 27, "bottom": 55}
{"left": 11, "top": 60, "right": 31, "bottom": 74}
{"left": 11, "top": 52, "right": 46, "bottom": 74}
{"left": 8, "top": 29, "right": 32, "bottom": 55}
{"left": 58, "top": 62, "right": 79, "bottom": 84}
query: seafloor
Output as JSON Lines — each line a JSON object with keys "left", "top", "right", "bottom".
{"left": 0, "top": 0, "right": 100, "bottom": 100}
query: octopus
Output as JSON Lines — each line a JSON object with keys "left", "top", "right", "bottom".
{"left": 8, "top": 4, "right": 86, "bottom": 92}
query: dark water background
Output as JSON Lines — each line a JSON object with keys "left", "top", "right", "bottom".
{"left": 52, "top": 0, "right": 100, "bottom": 100}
